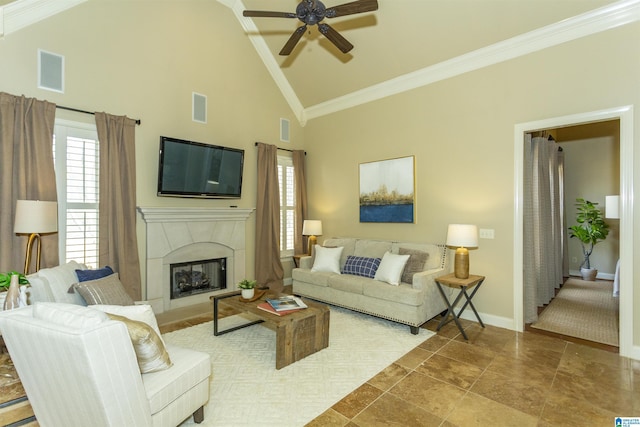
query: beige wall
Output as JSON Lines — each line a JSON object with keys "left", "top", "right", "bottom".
{"left": 0, "top": 0, "right": 305, "bottom": 286}
{"left": 1, "top": 2, "right": 639, "bottom": 349}
{"left": 559, "top": 120, "right": 620, "bottom": 277}
{"left": 303, "top": 23, "right": 640, "bottom": 342}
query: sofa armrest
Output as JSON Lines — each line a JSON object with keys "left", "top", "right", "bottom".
{"left": 411, "top": 268, "right": 446, "bottom": 291}
{"left": 299, "top": 256, "right": 313, "bottom": 269}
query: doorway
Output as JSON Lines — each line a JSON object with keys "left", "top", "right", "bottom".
{"left": 513, "top": 106, "right": 634, "bottom": 358}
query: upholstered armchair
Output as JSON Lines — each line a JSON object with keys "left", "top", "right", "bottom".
{"left": 0, "top": 303, "right": 211, "bottom": 427}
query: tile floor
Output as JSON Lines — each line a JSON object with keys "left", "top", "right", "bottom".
{"left": 158, "top": 302, "right": 639, "bottom": 427}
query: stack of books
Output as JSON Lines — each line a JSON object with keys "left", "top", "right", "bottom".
{"left": 257, "top": 295, "right": 308, "bottom": 316}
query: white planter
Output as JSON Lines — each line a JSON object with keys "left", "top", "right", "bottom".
{"left": 241, "top": 288, "right": 255, "bottom": 299}
{"left": 580, "top": 267, "right": 598, "bottom": 281}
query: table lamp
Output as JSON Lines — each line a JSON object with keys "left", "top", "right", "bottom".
{"left": 446, "top": 224, "right": 478, "bottom": 279}
{"left": 14, "top": 200, "right": 58, "bottom": 274}
{"left": 302, "top": 220, "right": 322, "bottom": 255}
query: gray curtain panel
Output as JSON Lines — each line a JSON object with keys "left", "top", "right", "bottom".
{"left": 95, "top": 112, "right": 142, "bottom": 301}
{"left": 255, "top": 142, "right": 284, "bottom": 291}
{"left": 0, "top": 92, "right": 58, "bottom": 273}
{"left": 293, "top": 150, "right": 308, "bottom": 256}
{"left": 523, "top": 134, "right": 566, "bottom": 323}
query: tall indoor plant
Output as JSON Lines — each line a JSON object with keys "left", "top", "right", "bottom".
{"left": 568, "top": 198, "right": 610, "bottom": 281}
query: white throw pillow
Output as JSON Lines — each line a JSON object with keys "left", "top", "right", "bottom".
{"left": 311, "top": 245, "right": 344, "bottom": 274}
{"left": 374, "top": 252, "right": 410, "bottom": 286}
{"left": 91, "top": 304, "right": 162, "bottom": 339}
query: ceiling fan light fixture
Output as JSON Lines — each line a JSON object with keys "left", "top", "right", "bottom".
{"left": 243, "top": 0, "right": 378, "bottom": 56}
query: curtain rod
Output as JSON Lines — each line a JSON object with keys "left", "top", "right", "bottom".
{"left": 254, "top": 142, "right": 305, "bottom": 155}
{"left": 57, "top": 105, "right": 141, "bottom": 125}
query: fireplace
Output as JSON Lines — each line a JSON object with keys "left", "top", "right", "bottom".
{"left": 137, "top": 207, "right": 254, "bottom": 313}
{"left": 170, "top": 257, "right": 226, "bottom": 299}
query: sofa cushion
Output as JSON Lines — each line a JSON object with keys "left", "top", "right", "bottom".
{"left": 393, "top": 243, "right": 442, "bottom": 270}
{"left": 292, "top": 268, "right": 332, "bottom": 287}
{"left": 311, "top": 246, "right": 344, "bottom": 274}
{"left": 321, "top": 238, "right": 356, "bottom": 268}
{"left": 354, "top": 239, "right": 393, "bottom": 259}
{"left": 398, "top": 248, "right": 429, "bottom": 284}
{"left": 363, "top": 281, "right": 424, "bottom": 306}
{"left": 374, "top": 252, "right": 410, "bottom": 286}
{"left": 341, "top": 256, "right": 381, "bottom": 279}
{"left": 107, "top": 313, "right": 172, "bottom": 373}
{"left": 73, "top": 273, "right": 135, "bottom": 306}
{"left": 76, "top": 266, "right": 114, "bottom": 282}
{"left": 328, "top": 274, "right": 370, "bottom": 295}
{"left": 142, "top": 345, "right": 211, "bottom": 415}
{"left": 35, "top": 261, "right": 88, "bottom": 305}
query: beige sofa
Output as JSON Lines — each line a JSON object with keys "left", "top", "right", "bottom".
{"left": 292, "top": 238, "right": 453, "bottom": 334}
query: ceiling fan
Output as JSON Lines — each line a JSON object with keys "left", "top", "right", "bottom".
{"left": 243, "top": 0, "right": 378, "bottom": 55}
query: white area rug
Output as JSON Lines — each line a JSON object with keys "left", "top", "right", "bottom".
{"left": 163, "top": 306, "right": 432, "bottom": 426}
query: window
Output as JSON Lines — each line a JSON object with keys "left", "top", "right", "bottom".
{"left": 278, "top": 155, "right": 295, "bottom": 256}
{"left": 53, "top": 121, "right": 99, "bottom": 268}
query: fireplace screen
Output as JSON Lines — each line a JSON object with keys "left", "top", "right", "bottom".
{"left": 170, "top": 258, "right": 226, "bottom": 299}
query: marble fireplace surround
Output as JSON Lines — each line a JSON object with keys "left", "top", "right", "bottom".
{"left": 137, "top": 207, "right": 254, "bottom": 313}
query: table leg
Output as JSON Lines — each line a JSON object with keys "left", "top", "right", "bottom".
{"left": 213, "top": 292, "right": 263, "bottom": 336}
{"left": 456, "top": 278, "right": 485, "bottom": 328}
{"left": 435, "top": 282, "right": 469, "bottom": 340}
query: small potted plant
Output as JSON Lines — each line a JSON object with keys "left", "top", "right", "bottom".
{"left": 568, "top": 198, "right": 610, "bottom": 281}
{"left": 237, "top": 279, "right": 257, "bottom": 299}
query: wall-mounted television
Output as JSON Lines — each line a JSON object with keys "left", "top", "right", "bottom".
{"left": 157, "top": 136, "right": 244, "bottom": 199}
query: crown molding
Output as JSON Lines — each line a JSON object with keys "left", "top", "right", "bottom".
{"left": 223, "top": 0, "right": 640, "bottom": 126}
{"left": 304, "top": 0, "right": 640, "bottom": 122}
{"left": 221, "top": 0, "right": 306, "bottom": 125}
{"left": 0, "top": 0, "right": 87, "bottom": 36}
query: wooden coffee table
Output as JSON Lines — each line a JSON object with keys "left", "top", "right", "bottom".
{"left": 212, "top": 291, "right": 330, "bottom": 369}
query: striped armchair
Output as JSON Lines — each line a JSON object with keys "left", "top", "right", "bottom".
{"left": 0, "top": 304, "right": 211, "bottom": 426}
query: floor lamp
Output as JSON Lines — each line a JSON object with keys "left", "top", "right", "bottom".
{"left": 14, "top": 200, "right": 58, "bottom": 275}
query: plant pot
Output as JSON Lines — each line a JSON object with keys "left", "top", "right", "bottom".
{"left": 241, "top": 288, "right": 255, "bottom": 299}
{"left": 580, "top": 267, "right": 598, "bottom": 282}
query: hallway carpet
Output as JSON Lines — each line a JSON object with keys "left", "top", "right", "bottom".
{"left": 531, "top": 278, "right": 619, "bottom": 346}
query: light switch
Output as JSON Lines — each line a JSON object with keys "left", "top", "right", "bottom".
{"left": 479, "top": 228, "right": 495, "bottom": 239}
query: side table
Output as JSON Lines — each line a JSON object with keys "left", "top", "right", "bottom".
{"left": 435, "top": 273, "right": 485, "bottom": 340}
{"left": 0, "top": 353, "right": 36, "bottom": 426}
{"left": 292, "top": 254, "right": 306, "bottom": 268}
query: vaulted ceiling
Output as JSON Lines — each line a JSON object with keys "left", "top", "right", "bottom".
{"left": 2, "top": 0, "right": 634, "bottom": 125}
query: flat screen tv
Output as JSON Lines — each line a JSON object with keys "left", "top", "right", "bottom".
{"left": 157, "top": 136, "right": 244, "bottom": 199}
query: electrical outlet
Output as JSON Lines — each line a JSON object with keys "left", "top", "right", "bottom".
{"left": 479, "top": 228, "right": 495, "bottom": 239}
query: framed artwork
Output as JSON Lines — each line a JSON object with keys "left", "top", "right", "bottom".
{"left": 359, "top": 156, "right": 415, "bottom": 223}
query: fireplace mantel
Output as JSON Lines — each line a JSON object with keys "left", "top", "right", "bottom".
{"left": 137, "top": 207, "right": 254, "bottom": 223}
{"left": 137, "top": 206, "right": 254, "bottom": 313}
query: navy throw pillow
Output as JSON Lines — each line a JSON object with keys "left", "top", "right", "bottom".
{"left": 341, "top": 256, "right": 381, "bottom": 279}
{"left": 76, "top": 266, "right": 114, "bottom": 282}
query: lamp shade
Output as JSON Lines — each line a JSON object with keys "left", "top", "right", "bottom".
{"left": 302, "top": 220, "right": 322, "bottom": 236}
{"left": 605, "top": 195, "right": 620, "bottom": 219}
{"left": 446, "top": 224, "right": 478, "bottom": 248}
{"left": 14, "top": 200, "right": 58, "bottom": 234}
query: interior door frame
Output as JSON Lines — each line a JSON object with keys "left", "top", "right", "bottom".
{"left": 513, "top": 105, "right": 634, "bottom": 358}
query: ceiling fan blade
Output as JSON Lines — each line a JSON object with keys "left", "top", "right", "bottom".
{"left": 318, "top": 23, "right": 353, "bottom": 53}
{"left": 325, "top": 0, "right": 378, "bottom": 18}
{"left": 243, "top": 10, "right": 297, "bottom": 18}
{"left": 279, "top": 25, "right": 307, "bottom": 56}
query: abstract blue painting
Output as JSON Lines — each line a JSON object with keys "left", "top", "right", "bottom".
{"left": 359, "top": 156, "right": 415, "bottom": 223}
